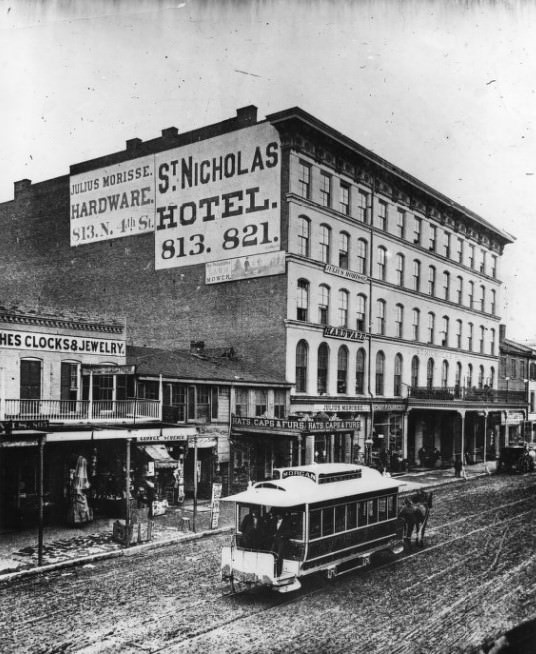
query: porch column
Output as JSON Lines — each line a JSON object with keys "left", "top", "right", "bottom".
{"left": 305, "top": 434, "right": 315, "bottom": 465}
{"left": 88, "top": 371, "right": 94, "bottom": 421}
{"left": 158, "top": 374, "right": 164, "bottom": 421}
{"left": 297, "top": 434, "right": 302, "bottom": 466}
{"left": 329, "top": 432, "right": 335, "bottom": 462}
{"left": 402, "top": 411, "right": 409, "bottom": 460}
{"left": 125, "top": 438, "right": 132, "bottom": 540}
{"left": 459, "top": 410, "right": 467, "bottom": 478}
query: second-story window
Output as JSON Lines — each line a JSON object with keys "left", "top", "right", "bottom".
{"left": 340, "top": 182, "right": 350, "bottom": 215}
{"left": 429, "top": 224, "right": 437, "bottom": 252}
{"left": 428, "top": 312, "right": 435, "bottom": 344}
{"left": 356, "top": 294, "right": 367, "bottom": 332}
{"left": 355, "top": 349, "right": 365, "bottom": 394}
{"left": 456, "top": 276, "right": 463, "bottom": 304}
{"left": 297, "top": 279, "right": 309, "bottom": 321}
{"left": 480, "top": 285, "right": 486, "bottom": 312}
{"left": 396, "top": 253, "right": 405, "bottom": 286}
{"left": 255, "top": 390, "right": 267, "bottom": 416}
{"left": 235, "top": 388, "right": 249, "bottom": 417}
{"left": 468, "top": 322, "right": 474, "bottom": 351}
{"left": 412, "top": 308, "right": 420, "bottom": 341}
{"left": 357, "top": 238, "right": 367, "bottom": 274}
{"left": 296, "top": 341, "right": 308, "bottom": 392}
{"left": 377, "top": 299, "right": 386, "bottom": 335}
{"left": 320, "top": 172, "right": 331, "bottom": 207}
{"left": 413, "top": 259, "right": 421, "bottom": 292}
{"left": 456, "top": 319, "right": 462, "bottom": 348}
{"left": 480, "top": 325, "right": 485, "bottom": 353}
{"left": 378, "top": 200, "right": 388, "bottom": 231}
{"left": 395, "top": 304, "right": 404, "bottom": 338}
{"left": 441, "top": 316, "right": 449, "bottom": 346}
{"left": 298, "top": 160, "right": 311, "bottom": 199}
{"left": 377, "top": 246, "right": 387, "bottom": 280}
{"left": 319, "top": 224, "right": 331, "bottom": 264}
{"left": 318, "top": 284, "right": 330, "bottom": 325}
{"left": 443, "top": 271, "right": 450, "bottom": 300}
{"left": 428, "top": 265, "right": 436, "bottom": 296}
{"left": 397, "top": 209, "right": 406, "bottom": 239}
{"left": 274, "top": 389, "right": 286, "bottom": 418}
{"left": 339, "top": 232, "right": 349, "bottom": 269}
{"left": 297, "top": 216, "right": 310, "bottom": 257}
{"left": 468, "top": 281, "right": 474, "bottom": 308}
{"left": 338, "top": 289, "right": 349, "bottom": 327}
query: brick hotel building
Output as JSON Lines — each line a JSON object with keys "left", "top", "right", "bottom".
{"left": 0, "top": 105, "right": 523, "bottom": 487}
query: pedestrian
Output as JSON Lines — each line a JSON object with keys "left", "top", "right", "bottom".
{"left": 272, "top": 511, "right": 293, "bottom": 576}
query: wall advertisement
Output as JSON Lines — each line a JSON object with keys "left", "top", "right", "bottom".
{"left": 0, "top": 329, "right": 125, "bottom": 355}
{"left": 70, "top": 155, "right": 156, "bottom": 246}
{"left": 205, "top": 250, "right": 286, "bottom": 284}
{"left": 154, "top": 122, "right": 281, "bottom": 270}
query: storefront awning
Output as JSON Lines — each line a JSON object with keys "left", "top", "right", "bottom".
{"left": 137, "top": 444, "right": 178, "bottom": 469}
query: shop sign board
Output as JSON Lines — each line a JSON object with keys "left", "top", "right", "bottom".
{"left": 154, "top": 123, "right": 281, "bottom": 270}
{"left": 0, "top": 419, "right": 50, "bottom": 435}
{"left": 205, "top": 250, "right": 286, "bottom": 284}
{"left": 324, "top": 264, "right": 367, "bottom": 284}
{"left": 231, "top": 416, "right": 360, "bottom": 432}
{"left": 82, "top": 365, "right": 135, "bottom": 375}
{"left": 322, "top": 326, "right": 366, "bottom": 342}
{"left": 70, "top": 154, "right": 155, "bottom": 246}
{"left": 210, "top": 482, "right": 223, "bottom": 529}
{"left": 0, "top": 329, "right": 125, "bottom": 356}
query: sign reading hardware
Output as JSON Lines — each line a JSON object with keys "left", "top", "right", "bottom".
{"left": 0, "top": 330, "right": 125, "bottom": 355}
{"left": 323, "top": 326, "right": 366, "bottom": 342}
{"left": 70, "top": 155, "right": 155, "bottom": 246}
{"left": 154, "top": 123, "right": 281, "bottom": 270}
{"left": 325, "top": 265, "right": 367, "bottom": 283}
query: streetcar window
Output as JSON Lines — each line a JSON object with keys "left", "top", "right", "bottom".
{"left": 387, "top": 495, "right": 397, "bottom": 518}
{"left": 289, "top": 512, "right": 304, "bottom": 540}
{"left": 367, "top": 500, "right": 377, "bottom": 523}
{"left": 323, "top": 507, "right": 334, "bottom": 536}
{"left": 378, "top": 497, "right": 388, "bottom": 521}
{"left": 347, "top": 502, "right": 357, "bottom": 529}
{"left": 310, "top": 509, "right": 322, "bottom": 539}
{"left": 335, "top": 504, "right": 346, "bottom": 532}
{"left": 358, "top": 501, "right": 367, "bottom": 526}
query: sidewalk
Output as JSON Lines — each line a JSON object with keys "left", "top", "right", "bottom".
{"left": 0, "top": 462, "right": 495, "bottom": 583}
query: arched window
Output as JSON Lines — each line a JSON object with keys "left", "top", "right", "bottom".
{"left": 338, "top": 289, "right": 349, "bottom": 327}
{"left": 295, "top": 340, "right": 308, "bottom": 392}
{"left": 395, "top": 304, "right": 404, "bottom": 338}
{"left": 411, "top": 356, "right": 419, "bottom": 388}
{"left": 480, "top": 285, "right": 486, "bottom": 312}
{"left": 456, "top": 276, "right": 463, "bottom": 304}
{"left": 357, "top": 238, "right": 368, "bottom": 274}
{"left": 297, "top": 216, "right": 311, "bottom": 257}
{"left": 426, "top": 358, "right": 434, "bottom": 389}
{"left": 394, "top": 354, "right": 403, "bottom": 396}
{"left": 297, "top": 279, "right": 309, "bottom": 321}
{"left": 396, "top": 253, "right": 405, "bottom": 286}
{"left": 455, "top": 362, "right": 462, "bottom": 395}
{"left": 319, "top": 224, "right": 331, "bottom": 264}
{"left": 375, "top": 351, "right": 385, "bottom": 395}
{"left": 356, "top": 348, "right": 366, "bottom": 394}
{"left": 412, "top": 308, "right": 420, "bottom": 341}
{"left": 467, "top": 363, "right": 473, "bottom": 388}
{"left": 441, "top": 360, "right": 449, "bottom": 388}
{"left": 427, "top": 312, "right": 435, "bottom": 344}
{"left": 456, "top": 319, "right": 463, "bottom": 348}
{"left": 489, "top": 366, "right": 495, "bottom": 388}
{"left": 318, "top": 284, "right": 330, "bottom": 325}
{"left": 413, "top": 259, "right": 421, "bottom": 292}
{"left": 428, "top": 265, "right": 436, "bottom": 296}
{"left": 441, "top": 316, "right": 449, "bottom": 347}
{"left": 377, "top": 246, "right": 387, "bottom": 280}
{"left": 317, "top": 343, "right": 329, "bottom": 395}
{"left": 468, "top": 322, "right": 474, "bottom": 351}
{"left": 356, "top": 294, "right": 367, "bottom": 332}
{"left": 337, "top": 346, "right": 349, "bottom": 393}
{"left": 339, "top": 231, "right": 350, "bottom": 269}
{"left": 490, "top": 328, "right": 496, "bottom": 355}
{"left": 377, "top": 299, "right": 386, "bottom": 335}
{"left": 479, "top": 325, "right": 485, "bottom": 353}
{"left": 478, "top": 365, "right": 484, "bottom": 389}
{"left": 443, "top": 271, "right": 450, "bottom": 300}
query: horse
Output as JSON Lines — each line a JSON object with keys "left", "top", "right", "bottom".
{"left": 398, "top": 490, "right": 433, "bottom": 547}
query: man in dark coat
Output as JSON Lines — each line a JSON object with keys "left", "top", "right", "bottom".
{"left": 272, "top": 511, "right": 293, "bottom": 576}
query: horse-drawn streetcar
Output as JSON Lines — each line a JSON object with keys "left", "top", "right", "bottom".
{"left": 221, "top": 463, "right": 429, "bottom": 593}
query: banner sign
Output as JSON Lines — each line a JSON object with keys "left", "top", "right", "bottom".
{"left": 323, "top": 326, "right": 366, "bottom": 342}
{"left": 205, "top": 250, "right": 286, "bottom": 284}
{"left": 0, "top": 330, "right": 125, "bottom": 356}
{"left": 0, "top": 420, "right": 50, "bottom": 435}
{"left": 231, "top": 416, "right": 361, "bottom": 432}
{"left": 324, "top": 264, "right": 367, "bottom": 284}
{"left": 70, "top": 155, "right": 155, "bottom": 246}
{"left": 82, "top": 365, "right": 135, "bottom": 376}
{"left": 154, "top": 123, "right": 281, "bottom": 270}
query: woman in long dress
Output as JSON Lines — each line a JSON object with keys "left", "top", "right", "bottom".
{"left": 68, "top": 455, "right": 93, "bottom": 525}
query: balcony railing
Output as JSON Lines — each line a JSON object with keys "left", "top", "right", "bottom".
{"left": 1, "top": 399, "right": 161, "bottom": 423}
{"left": 408, "top": 386, "right": 526, "bottom": 404}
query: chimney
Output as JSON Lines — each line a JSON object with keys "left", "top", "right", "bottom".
{"left": 126, "top": 137, "right": 142, "bottom": 154}
{"left": 236, "top": 105, "right": 258, "bottom": 126}
{"left": 161, "top": 127, "right": 179, "bottom": 139}
{"left": 14, "top": 179, "right": 31, "bottom": 199}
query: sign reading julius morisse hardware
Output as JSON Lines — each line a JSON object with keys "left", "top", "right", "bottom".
{"left": 154, "top": 123, "right": 280, "bottom": 270}
{"left": 70, "top": 155, "right": 156, "bottom": 246}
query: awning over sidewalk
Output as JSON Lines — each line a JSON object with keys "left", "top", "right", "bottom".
{"left": 137, "top": 444, "right": 178, "bottom": 469}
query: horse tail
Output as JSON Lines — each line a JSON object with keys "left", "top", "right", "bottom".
{"left": 427, "top": 492, "right": 433, "bottom": 508}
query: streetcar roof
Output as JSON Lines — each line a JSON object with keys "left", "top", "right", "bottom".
{"left": 222, "top": 464, "right": 401, "bottom": 507}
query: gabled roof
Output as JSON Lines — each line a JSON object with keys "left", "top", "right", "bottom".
{"left": 126, "top": 345, "right": 290, "bottom": 387}
{"left": 500, "top": 338, "right": 536, "bottom": 356}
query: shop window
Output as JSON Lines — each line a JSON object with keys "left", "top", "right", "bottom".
{"left": 255, "top": 390, "right": 267, "bottom": 417}
{"left": 274, "top": 390, "right": 286, "bottom": 418}
{"left": 317, "top": 343, "right": 329, "bottom": 395}
{"left": 61, "top": 361, "right": 79, "bottom": 403}
{"left": 296, "top": 340, "right": 308, "bottom": 392}
{"left": 20, "top": 359, "right": 41, "bottom": 400}
{"left": 235, "top": 388, "right": 249, "bottom": 417}
{"left": 337, "top": 346, "right": 348, "bottom": 394}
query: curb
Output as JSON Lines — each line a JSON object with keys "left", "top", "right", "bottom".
{"left": 0, "top": 525, "right": 234, "bottom": 586}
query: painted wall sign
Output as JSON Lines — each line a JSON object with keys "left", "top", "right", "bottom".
{"left": 231, "top": 416, "right": 361, "bottom": 432}
{"left": 82, "top": 365, "right": 135, "bottom": 376}
{"left": 322, "top": 326, "right": 366, "bottom": 342}
{"left": 324, "top": 264, "right": 367, "bottom": 284}
{"left": 70, "top": 154, "right": 155, "bottom": 246}
{"left": 154, "top": 123, "right": 281, "bottom": 270}
{"left": 0, "top": 329, "right": 125, "bottom": 355}
{"left": 205, "top": 250, "right": 286, "bottom": 284}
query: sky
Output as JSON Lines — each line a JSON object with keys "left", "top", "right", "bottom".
{"left": 1, "top": 0, "right": 535, "bottom": 341}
